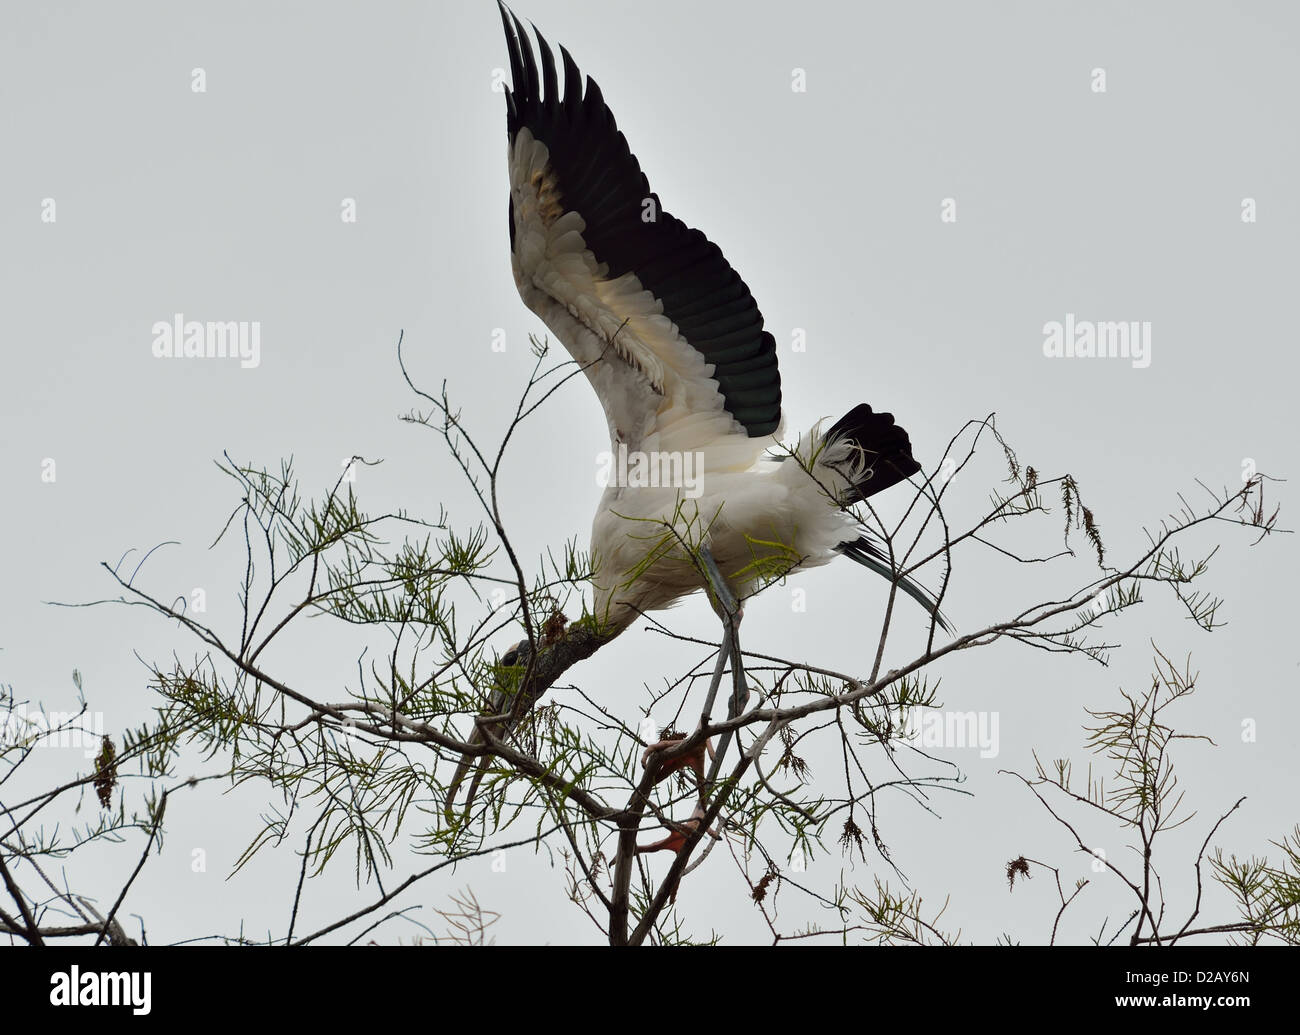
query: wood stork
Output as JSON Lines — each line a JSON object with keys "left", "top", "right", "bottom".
{"left": 449, "top": 5, "right": 948, "bottom": 825}
{"left": 496, "top": 3, "right": 946, "bottom": 637}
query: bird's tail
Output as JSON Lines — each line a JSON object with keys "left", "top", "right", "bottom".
{"left": 804, "top": 403, "right": 952, "bottom": 633}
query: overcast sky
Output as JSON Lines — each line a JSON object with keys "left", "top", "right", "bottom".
{"left": 2, "top": 0, "right": 1297, "bottom": 944}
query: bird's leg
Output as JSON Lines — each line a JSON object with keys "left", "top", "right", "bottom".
{"left": 698, "top": 544, "right": 749, "bottom": 790}
{"left": 692, "top": 544, "right": 750, "bottom": 725}
{"left": 638, "top": 543, "right": 738, "bottom": 785}
{"left": 635, "top": 545, "right": 749, "bottom": 857}
{"left": 698, "top": 544, "right": 742, "bottom": 628}
{"left": 637, "top": 543, "right": 735, "bottom": 785}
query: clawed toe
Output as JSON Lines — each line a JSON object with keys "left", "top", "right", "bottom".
{"left": 635, "top": 804, "right": 720, "bottom": 855}
{"left": 640, "top": 733, "right": 715, "bottom": 783}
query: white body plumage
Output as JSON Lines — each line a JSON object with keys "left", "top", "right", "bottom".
{"left": 508, "top": 128, "right": 873, "bottom": 631}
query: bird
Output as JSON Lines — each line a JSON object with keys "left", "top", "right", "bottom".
{"left": 495, "top": 3, "right": 945, "bottom": 637}
{"left": 448, "top": 4, "right": 948, "bottom": 824}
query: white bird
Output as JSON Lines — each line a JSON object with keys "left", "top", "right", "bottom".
{"left": 495, "top": 3, "right": 947, "bottom": 639}
{"left": 447, "top": 6, "right": 949, "bottom": 824}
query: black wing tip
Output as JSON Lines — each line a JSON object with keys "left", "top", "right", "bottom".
{"left": 500, "top": 6, "right": 575, "bottom": 136}
{"left": 495, "top": 6, "right": 783, "bottom": 440}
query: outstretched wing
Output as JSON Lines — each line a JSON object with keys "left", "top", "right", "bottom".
{"left": 498, "top": 3, "right": 782, "bottom": 467}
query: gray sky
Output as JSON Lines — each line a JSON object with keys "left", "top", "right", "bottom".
{"left": 2, "top": 0, "right": 1297, "bottom": 944}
